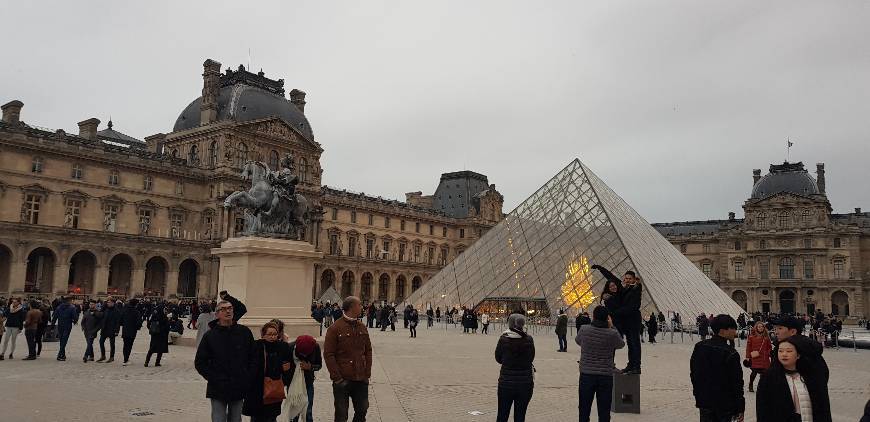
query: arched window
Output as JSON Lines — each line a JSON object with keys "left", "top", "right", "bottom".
{"left": 269, "top": 150, "right": 279, "bottom": 170}
{"left": 188, "top": 144, "right": 199, "bottom": 165}
{"left": 756, "top": 212, "right": 767, "bottom": 229}
{"left": 208, "top": 141, "right": 218, "bottom": 168}
{"left": 779, "top": 257, "right": 795, "bottom": 279}
{"left": 299, "top": 157, "right": 308, "bottom": 183}
{"left": 235, "top": 142, "right": 248, "bottom": 167}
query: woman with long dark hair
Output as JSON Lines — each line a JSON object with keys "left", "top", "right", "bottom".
{"left": 756, "top": 338, "right": 832, "bottom": 422}
{"left": 600, "top": 280, "right": 623, "bottom": 335}
{"left": 745, "top": 321, "right": 772, "bottom": 392}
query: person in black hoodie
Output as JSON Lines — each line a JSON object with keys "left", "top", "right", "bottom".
{"left": 690, "top": 314, "right": 744, "bottom": 422}
{"left": 756, "top": 338, "right": 832, "bottom": 422}
{"left": 98, "top": 298, "right": 122, "bottom": 363}
{"left": 495, "top": 313, "right": 535, "bottom": 422}
{"left": 242, "top": 321, "right": 293, "bottom": 422}
{"left": 196, "top": 300, "right": 256, "bottom": 422}
{"left": 120, "top": 298, "right": 142, "bottom": 366}
{"left": 219, "top": 291, "right": 247, "bottom": 322}
{"left": 593, "top": 265, "right": 643, "bottom": 374}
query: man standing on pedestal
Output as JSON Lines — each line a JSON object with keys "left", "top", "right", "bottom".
{"left": 592, "top": 265, "right": 643, "bottom": 374}
{"left": 324, "top": 296, "right": 372, "bottom": 422}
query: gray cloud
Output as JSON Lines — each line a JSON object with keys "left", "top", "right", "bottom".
{"left": 2, "top": 1, "right": 867, "bottom": 222}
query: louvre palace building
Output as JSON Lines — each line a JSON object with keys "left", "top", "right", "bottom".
{"left": 0, "top": 59, "right": 504, "bottom": 302}
{"left": 654, "top": 161, "right": 869, "bottom": 320}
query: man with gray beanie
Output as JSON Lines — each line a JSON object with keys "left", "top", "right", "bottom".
{"left": 495, "top": 313, "right": 535, "bottom": 422}
{"left": 575, "top": 305, "right": 625, "bottom": 422}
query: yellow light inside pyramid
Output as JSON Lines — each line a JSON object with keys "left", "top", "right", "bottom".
{"left": 562, "top": 256, "right": 596, "bottom": 310}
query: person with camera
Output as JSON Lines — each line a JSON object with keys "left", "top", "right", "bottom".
{"left": 745, "top": 321, "right": 772, "bottom": 392}
{"left": 575, "top": 306, "right": 625, "bottom": 422}
{"left": 690, "top": 314, "right": 744, "bottom": 422}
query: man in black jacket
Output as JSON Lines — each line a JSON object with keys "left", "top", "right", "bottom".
{"left": 592, "top": 265, "right": 643, "bottom": 374}
{"left": 98, "top": 298, "right": 122, "bottom": 363}
{"left": 218, "top": 291, "right": 247, "bottom": 322}
{"left": 195, "top": 299, "right": 256, "bottom": 422}
{"left": 690, "top": 314, "right": 744, "bottom": 422}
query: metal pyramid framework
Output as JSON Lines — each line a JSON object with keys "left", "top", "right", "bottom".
{"left": 406, "top": 159, "right": 743, "bottom": 319}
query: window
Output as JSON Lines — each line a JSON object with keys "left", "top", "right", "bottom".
{"left": 384, "top": 217, "right": 391, "bottom": 229}
{"left": 31, "top": 157, "right": 44, "bottom": 173}
{"left": 427, "top": 246, "right": 435, "bottom": 265}
{"left": 833, "top": 238, "right": 841, "bottom": 248}
{"left": 413, "top": 244, "right": 421, "bottom": 262}
{"left": 415, "top": 222, "right": 420, "bottom": 233}
{"left": 269, "top": 150, "right": 279, "bottom": 170}
{"left": 350, "top": 211, "right": 357, "bottom": 224}
{"left": 382, "top": 240, "right": 391, "bottom": 259}
{"left": 143, "top": 175, "right": 153, "bottom": 191}
{"left": 400, "top": 220, "right": 406, "bottom": 231}
{"left": 398, "top": 243, "right": 406, "bottom": 261}
{"left": 203, "top": 214, "right": 214, "bottom": 239}
{"left": 108, "top": 169, "right": 120, "bottom": 186}
{"left": 734, "top": 240, "right": 741, "bottom": 251}
{"left": 439, "top": 247, "right": 448, "bottom": 265}
{"left": 329, "top": 234, "right": 339, "bottom": 255}
{"left": 298, "top": 157, "right": 308, "bottom": 183}
{"left": 331, "top": 208, "right": 338, "bottom": 221}
{"left": 680, "top": 244, "right": 687, "bottom": 253}
{"left": 779, "top": 257, "right": 795, "bottom": 279}
{"left": 757, "top": 212, "right": 767, "bottom": 229}
{"left": 760, "top": 240, "right": 767, "bottom": 250}
{"left": 365, "top": 238, "right": 374, "bottom": 259}
{"left": 138, "top": 209, "right": 153, "bottom": 235}
{"left": 104, "top": 204, "right": 119, "bottom": 232}
{"left": 175, "top": 181, "right": 184, "bottom": 195}
{"left": 208, "top": 141, "right": 218, "bottom": 168}
{"left": 235, "top": 142, "right": 248, "bottom": 167}
{"left": 64, "top": 199, "right": 81, "bottom": 229}
{"left": 833, "top": 259, "right": 844, "bottom": 279}
{"left": 759, "top": 259, "right": 769, "bottom": 279}
{"left": 801, "top": 209, "right": 811, "bottom": 226}
{"left": 734, "top": 262, "right": 744, "bottom": 279}
{"left": 348, "top": 236, "right": 357, "bottom": 257}
{"left": 703, "top": 244, "right": 711, "bottom": 253}
{"left": 442, "top": 227, "right": 448, "bottom": 237}
{"left": 71, "top": 164, "right": 83, "bottom": 180}
{"left": 460, "top": 228, "right": 465, "bottom": 238}
{"left": 779, "top": 213, "right": 790, "bottom": 229}
{"left": 24, "top": 194, "right": 41, "bottom": 224}
{"left": 170, "top": 213, "right": 184, "bottom": 238}
{"left": 429, "top": 225, "right": 434, "bottom": 235}
{"left": 803, "top": 238, "right": 812, "bottom": 249}
{"left": 368, "top": 214, "right": 373, "bottom": 225}
{"left": 804, "top": 259, "right": 814, "bottom": 279}
{"left": 701, "top": 263, "right": 712, "bottom": 278}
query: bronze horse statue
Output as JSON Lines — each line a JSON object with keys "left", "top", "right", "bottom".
{"left": 223, "top": 160, "right": 310, "bottom": 239}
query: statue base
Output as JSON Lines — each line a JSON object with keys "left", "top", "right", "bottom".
{"left": 212, "top": 237, "right": 323, "bottom": 339}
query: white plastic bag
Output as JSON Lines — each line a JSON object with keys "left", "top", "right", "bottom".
{"left": 283, "top": 355, "right": 309, "bottom": 421}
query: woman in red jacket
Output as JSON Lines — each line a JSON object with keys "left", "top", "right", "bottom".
{"left": 746, "top": 320, "right": 772, "bottom": 392}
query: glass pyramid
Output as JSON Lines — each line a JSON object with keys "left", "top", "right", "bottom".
{"left": 406, "top": 159, "right": 743, "bottom": 320}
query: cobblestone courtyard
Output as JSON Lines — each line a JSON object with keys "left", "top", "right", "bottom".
{"left": 0, "top": 323, "right": 867, "bottom": 421}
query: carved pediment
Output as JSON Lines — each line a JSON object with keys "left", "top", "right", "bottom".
{"left": 62, "top": 189, "right": 91, "bottom": 207}
{"left": 135, "top": 199, "right": 159, "bottom": 210}
{"left": 21, "top": 183, "right": 50, "bottom": 195}
{"left": 100, "top": 194, "right": 126, "bottom": 211}
{"left": 238, "top": 118, "right": 323, "bottom": 152}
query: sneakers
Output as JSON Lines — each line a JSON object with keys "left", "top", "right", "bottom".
{"left": 122, "top": 361, "right": 129, "bottom": 366}
{"left": 57, "top": 356, "right": 66, "bottom": 361}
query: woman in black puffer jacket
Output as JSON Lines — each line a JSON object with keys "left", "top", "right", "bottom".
{"left": 495, "top": 313, "right": 535, "bottom": 422}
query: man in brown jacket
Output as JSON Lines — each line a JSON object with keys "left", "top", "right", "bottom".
{"left": 23, "top": 300, "right": 43, "bottom": 360}
{"left": 323, "top": 296, "right": 372, "bottom": 422}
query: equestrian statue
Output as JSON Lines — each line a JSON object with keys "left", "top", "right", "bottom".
{"left": 223, "top": 153, "right": 311, "bottom": 239}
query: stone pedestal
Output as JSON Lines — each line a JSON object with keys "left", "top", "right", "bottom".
{"left": 212, "top": 237, "right": 322, "bottom": 339}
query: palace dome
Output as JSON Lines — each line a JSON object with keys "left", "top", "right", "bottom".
{"left": 751, "top": 162, "right": 820, "bottom": 199}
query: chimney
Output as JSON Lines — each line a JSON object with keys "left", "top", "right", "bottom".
{"left": 77, "top": 118, "right": 100, "bottom": 140}
{"left": 728, "top": 212, "right": 736, "bottom": 221}
{"left": 200, "top": 59, "right": 222, "bottom": 125}
{"left": 752, "top": 169, "right": 761, "bottom": 186}
{"left": 1, "top": 100, "right": 23, "bottom": 124}
{"left": 816, "top": 163, "right": 825, "bottom": 194}
{"left": 289, "top": 89, "right": 306, "bottom": 114}
{"left": 145, "top": 133, "right": 167, "bottom": 154}
{"left": 856, "top": 208, "right": 862, "bottom": 215}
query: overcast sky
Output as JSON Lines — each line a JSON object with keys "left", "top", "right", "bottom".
{"left": 2, "top": 1, "right": 868, "bottom": 223}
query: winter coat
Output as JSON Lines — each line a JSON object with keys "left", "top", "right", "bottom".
{"left": 745, "top": 334, "right": 772, "bottom": 370}
{"left": 697, "top": 317, "right": 710, "bottom": 336}
{"left": 242, "top": 339, "right": 292, "bottom": 418}
{"left": 575, "top": 321, "right": 625, "bottom": 375}
{"left": 52, "top": 303, "right": 78, "bottom": 329}
{"left": 80, "top": 309, "right": 104, "bottom": 339}
{"left": 288, "top": 341, "right": 322, "bottom": 385}
{"left": 408, "top": 310, "right": 419, "bottom": 326}
{"left": 4, "top": 305, "right": 24, "bottom": 329}
{"left": 555, "top": 314, "right": 568, "bottom": 336}
{"left": 773, "top": 334, "right": 829, "bottom": 384}
{"left": 614, "top": 283, "right": 642, "bottom": 329}
{"left": 689, "top": 335, "right": 744, "bottom": 416}
{"left": 495, "top": 329, "right": 535, "bottom": 386}
{"left": 147, "top": 312, "right": 170, "bottom": 354}
{"left": 120, "top": 307, "right": 142, "bottom": 339}
{"left": 756, "top": 364, "right": 832, "bottom": 422}
{"left": 24, "top": 308, "right": 42, "bottom": 331}
{"left": 575, "top": 314, "right": 591, "bottom": 330}
{"left": 323, "top": 317, "right": 373, "bottom": 382}
{"left": 195, "top": 319, "right": 257, "bottom": 402}
{"left": 645, "top": 316, "right": 658, "bottom": 336}
{"left": 101, "top": 306, "right": 122, "bottom": 337}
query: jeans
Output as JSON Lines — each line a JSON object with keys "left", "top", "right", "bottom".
{"left": 1, "top": 327, "right": 19, "bottom": 356}
{"left": 409, "top": 325, "right": 417, "bottom": 338}
{"left": 292, "top": 381, "right": 315, "bottom": 422}
{"left": 57, "top": 326, "right": 71, "bottom": 359}
{"left": 333, "top": 380, "right": 369, "bottom": 422}
{"left": 99, "top": 334, "right": 116, "bottom": 359}
{"left": 557, "top": 334, "right": 567, "bottom": 351}
{"left": 625, "top": 325, "right": 641, "bottom": 370}
{"left": 579, "top": 373, "right": 613, "bottom": 422}
{"left": 35, "top": 325, "right": 45, "bottom": 355}
{"left": 25, "top": 328, "right": 38, "bottom": 358}
{"left": 84, "top": 336, "right": 96, "bottom": 360}
{"left": 699, "top": 408, "right": 739, "bottom": 422}
{"left": 210, "top": 399, "right": 243, "bottom": 422}
{"left": 122, "top": 336, "right": 136, "bottom": 362}
{"left": 496, "top": 383, "right": 533, "bottom": 422}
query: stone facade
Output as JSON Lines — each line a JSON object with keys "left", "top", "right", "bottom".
{"left": 0, "top": 59, "right": 503, "bottom": 301}
{"left": 654, "top": 162, "right": 869, "bottom": 320}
